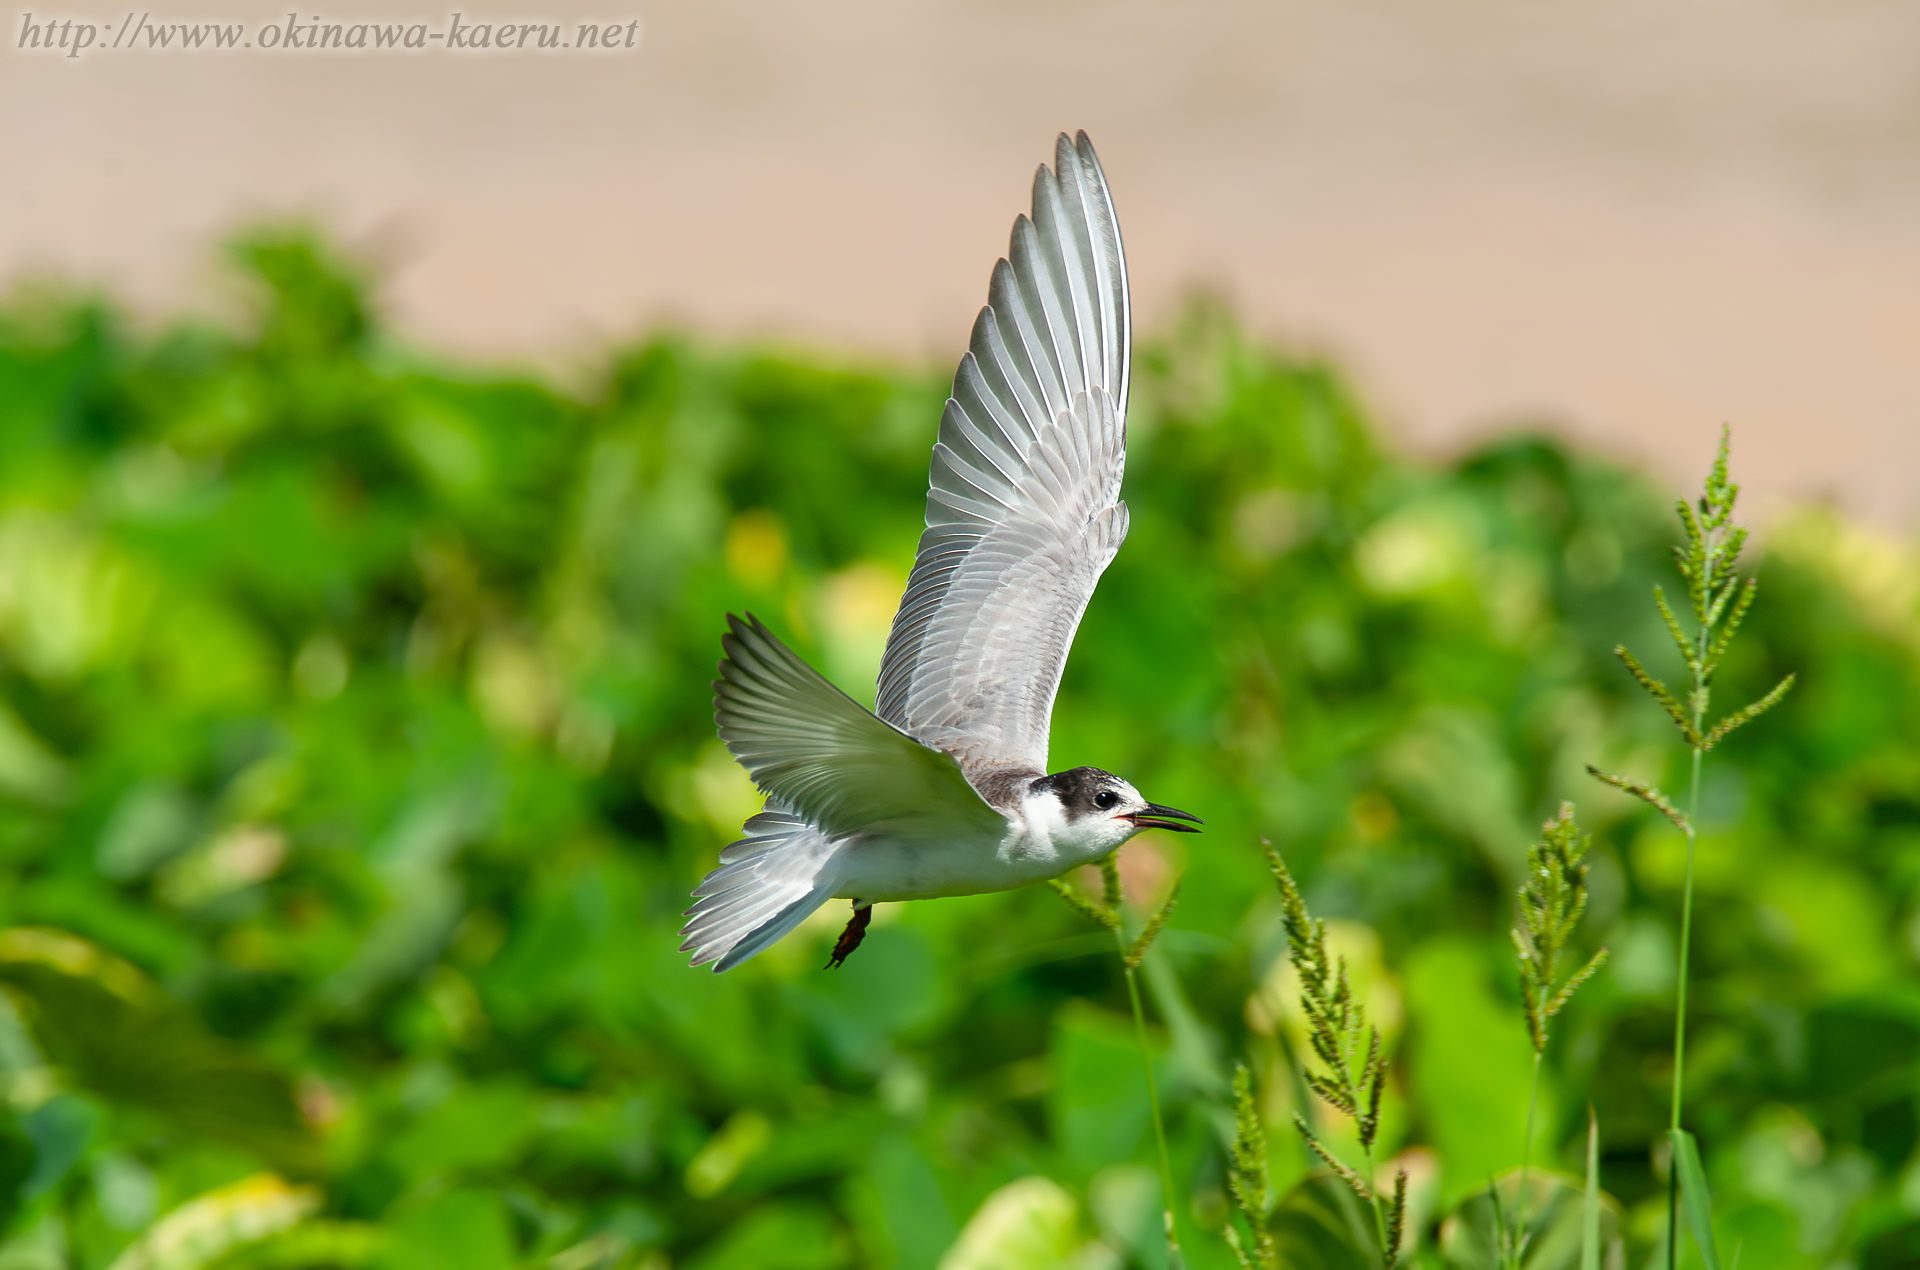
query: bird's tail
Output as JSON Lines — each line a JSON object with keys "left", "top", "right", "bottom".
{"left": 680, "top": 805, "right": 839, "bottom": 972}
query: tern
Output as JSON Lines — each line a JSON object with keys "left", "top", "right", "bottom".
{"left": 681, "top": 132, "right": 1201, "bottom": 972}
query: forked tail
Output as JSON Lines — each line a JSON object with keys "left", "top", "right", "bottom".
{"left": 680, "top": 806, "right": 839, "bottom": 971}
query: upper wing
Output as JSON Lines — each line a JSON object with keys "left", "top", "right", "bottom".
{"left": 713, "top": 614, "right": 1004, "bottom": 841}
{"left": 874, "top": 131, "right": 1130, "bottom": 777}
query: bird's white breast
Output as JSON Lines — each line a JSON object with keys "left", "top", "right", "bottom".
{"left": 831, "top": 789, "right": 1124, "bottom": 903}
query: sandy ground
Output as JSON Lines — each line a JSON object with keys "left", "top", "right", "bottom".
{"left": 6, "top": 0, "right": 1919, "bottom": 530}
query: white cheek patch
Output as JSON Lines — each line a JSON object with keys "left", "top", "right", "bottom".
{"left": 1018, "top": 790, "right": 1073, "bottom": 841}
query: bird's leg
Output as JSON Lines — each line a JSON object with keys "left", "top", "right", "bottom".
{"left": 826, "top": 901, "right": 872, "bottom": 969}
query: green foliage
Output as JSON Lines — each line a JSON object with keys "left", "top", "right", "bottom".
{"left": 1581, "top": 1114, "right": 1601, "bottom": 1270}
{"left": 1515, "top": 806, "right": 1607, "bottom": 1056}
{"left": 1667, "top": 1130, "right": 1721, "bottom": 1270}
{"left": 1049, "top": 853, "right": 1180, "bottom": 971}
{"left": 1442, "top": 1171, "right": 1621, "bottom": 1270}
{"left": 1583, "top": 770, "right": 1689, "bottom": 835}
{"left": 1267, "top": 847, "right": 1389, "bottom": 1162}
{"left": 1404, "top": 939, "right": 1539, "bottom": 1206}
{"left": 1051, "top": 850, "right": 1187, "bottom": 1263}
{"left": 0, "top": 235, "right": 1910, "bottom": 1269}
{"left": 1587, "top": 435, "right": 1798, "bottom": 1270}
{"left": 1505, "top": 806, "right": 1604, "bottom": 1270}
{"left": 1590, "top": 430, "right": 1796, "bottom": 814}
{"left": 1268, "top": 1173, "right": 1380, "bottom": 1270}
{"left": 1266, "top": 846, "right": 1406, "bottom": 1264}
{"left": 1224, "top": 1066, "right": 1274, "bottom": 1270}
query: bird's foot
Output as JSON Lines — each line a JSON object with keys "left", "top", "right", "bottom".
{"left": 826, "top": 902, "right": 872, "bottom": 969}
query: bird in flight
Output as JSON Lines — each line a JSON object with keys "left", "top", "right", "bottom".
{"left": 682, "top": 132, "right": 1201, "bottom": 972}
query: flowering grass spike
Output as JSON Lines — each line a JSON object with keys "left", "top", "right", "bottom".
{"left": 1223, "top": 1064, "right": 1277, "bottom": 1270}
{"left": 1585, "top": 428, "right": 1792, "bottom": 1270}
{"left": 1266, "top": 841, "right": 1407, "bottom": 1266}
{"left": 1503, "top": 804, "right": 1608, "bottom": 1269}
{"left": 1516, "top": 803, "right": 1608, "bottom": 1056}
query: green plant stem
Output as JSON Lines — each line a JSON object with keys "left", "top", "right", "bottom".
{"left": 1274, "top": 1028, "right": 1319, "bottom": 1177}
{"left": 1363, "top": 1143, "right": 1390, "bottom": 1266}
{"left": 1511, "top": 1049, "right": 1544, "bottom": 1270}
{"left": 1668, "top": 632, "right": 1708, "bottom": 1270}
{"left": 1672, "top": 749, "right": 1701, "bottom": 1140}
{"left": 1121, "top": 936, "right": 1185, "bottom": 1268}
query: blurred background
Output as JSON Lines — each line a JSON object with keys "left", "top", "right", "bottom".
{"left": 8, "top": 0, "right": 1920, "bottom": 529}
{"left": 4, "top": 4, "right": 1920, "bottom": 1270}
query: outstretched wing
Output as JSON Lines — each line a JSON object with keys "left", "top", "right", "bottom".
{"left": 875, "top": 131, "right": 1130, "bottom": 779}
{"left": 713, "top": 614, "right": 1004, "bottom": 841}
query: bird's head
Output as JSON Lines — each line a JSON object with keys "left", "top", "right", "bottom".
{"left": 1028, "top": 766, "right": 1203, "bottom": 854}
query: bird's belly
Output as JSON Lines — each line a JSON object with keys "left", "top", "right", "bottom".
{"left": 832, "top": 825, "right": 1087, "bottom": 902}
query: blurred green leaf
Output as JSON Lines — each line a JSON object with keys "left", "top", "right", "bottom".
{"left": 1403, "top": 939, "right": 1538, "bottom": 1202}
{"left": 1048, "top": 1002, "right": 1161, "bottom": 1179}
{"left": 0, "top": 932, "right": 316, "bottom": 1174}
{"left": 861, "top": 1133, "right": 957, "bottom": 1270}
{"left": 0, "top": 1115, "right": 32, "bottom": 1231}
{"left": 1581, "top": 1114, "right": 1600, "bottom": 1270}
{"left": 1670, "top": 1130, "right": 1721, "bottom": 1270}
{"left": 106, "top": 1173, "right": 317, "bottom": 1270}
{"left": 1268, "top": 1172, "right": 1380, "bottom": 1270}
{"left": 1441, "top": 1170, "right": 1622, "bottom": 1270}
{"left": 384, "top": 1082, "right": 535, "bottom": 1178}
{"left": 680, "top": 1200, "right": 846, "bottom": 1270}
{"left": 371, "top": 1189, "right": 512, "bottom": 1270}
{"left": 785, "top": 926, "right": 948, "bottom": 1066}
{"left": 938, "top": 1177, "right": 1079, "bottom": 1270}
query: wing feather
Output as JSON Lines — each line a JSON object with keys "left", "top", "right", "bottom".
{"left": 1008, "top": 216, "right": 1079, "bottom": 408}
{"left": 874, "top": 133, "right": 1130, "bottom": 776}
{"left": 1030, "top": 169, "right": 1095, "bottom": 394}
{"left": 982, "top": 263, "right": 1058, "bottom": 440}
{"left": 714, "top": 614, "right": 1003, "bottom": 840}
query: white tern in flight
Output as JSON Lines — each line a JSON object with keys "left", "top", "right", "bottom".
{"left": 681, "top": 132, "right": 1201, "bottom": 972}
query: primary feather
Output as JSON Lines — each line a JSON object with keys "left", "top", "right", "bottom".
{"left": 875, "top": 131, "right": 1132, "bottom": 779}
{"left": 711, "top": 614, "right": 1002, "bottom": 841}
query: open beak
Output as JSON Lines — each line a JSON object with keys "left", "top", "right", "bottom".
{"left": 1127, "top": 803, "right": 1204, "bottom": 834}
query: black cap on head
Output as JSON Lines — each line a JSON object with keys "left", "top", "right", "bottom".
{"left": 1030, "top": 767, "right": 1202, "bottom": 831}
{"left": 1030, "top": 767, "right": 1123, "bottom": 820}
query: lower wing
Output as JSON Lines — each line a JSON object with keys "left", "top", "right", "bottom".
{"left": 712, "top": 613, "right": 1006, "bottom": 842}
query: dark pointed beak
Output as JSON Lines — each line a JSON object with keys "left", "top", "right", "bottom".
{"left": 1128, "top": 803, "right": 1204, "bottom": 834}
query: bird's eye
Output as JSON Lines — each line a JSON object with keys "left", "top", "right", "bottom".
{"left": 1093, "top": 791, "right": 1118, "bottom": 810}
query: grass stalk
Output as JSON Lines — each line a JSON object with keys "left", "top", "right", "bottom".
{"left": 1585, "top": 430, "right": 1792, "bottom": 1270}
{"left": 1668, "top": 744, "right": 1702, "bottom": 1270}
{"left": 1582, "top": 1110, "right": 1602, "bottom": 1270}
{"left": 1510, "top": 804, "right": 1606, "bottom": 1270}
{"left": 1511, "top": 1049, "right": 1544, "bottom": 1270}
{"left": 1225, "top": 1064, "right": 1276, "bottom": 1269}
{"left": 1364, "top": 1143, "right": 1390, "bottom": 1263}
{"left": 1264, "top": 841, "right": 1406, "bottom": 1267}
{"left": 1122, "top": 941, "right": 1186, "bottom": 1267}
{"left": 1052, "top": 855, "right": 1186, "bottom": 1266}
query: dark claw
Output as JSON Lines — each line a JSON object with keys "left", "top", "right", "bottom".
{"left": 826, "top": 902, "right": 872, "bottom": 968}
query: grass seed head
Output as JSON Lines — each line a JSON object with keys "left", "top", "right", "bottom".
{"left": 1516, "top": 803, "right": 1608, "bottom": 1054}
